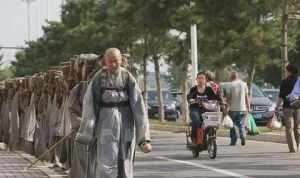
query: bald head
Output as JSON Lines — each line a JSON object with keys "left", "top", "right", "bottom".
{"left": 104, "top": 48, "right": 122, "bottom": 60}
{"left": 230, "top": 71, "right": 239, "bottom": 81}
{"left": 104, "top": 48, "right": 122, "bottom": 72}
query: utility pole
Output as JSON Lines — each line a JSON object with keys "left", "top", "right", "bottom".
{"left": 281, "top": 0, "right": 300, "bottom": 79}
{"left": 191, "top": 24, "right": 198, "bottom": 85}
{"left": 23, "top": 0, "right": 35, "bottom": 41}
{"left": 281, "top": 0, "right": 289, "bottom": 79}
{"left": 190, "top": 0, "right": 198, "bottom": 85}
{"left": 46, "top": 0, "right": 49, "bottom": 20}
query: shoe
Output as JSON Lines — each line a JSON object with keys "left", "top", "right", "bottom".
{"left": 229, "top": 142, "right": 236, "bottom": 146}
{"left": 241, "top": 138, "right": 246, "bottom": 146}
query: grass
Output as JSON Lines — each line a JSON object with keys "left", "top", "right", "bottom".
{"left": 149, "top": 118, "right": 285, "bottom": 134}
{"left": 149, "top": 118, "right": 186, "bottom": 126}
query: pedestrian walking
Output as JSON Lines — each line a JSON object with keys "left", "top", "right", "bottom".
{"left": 226, "top": 71, "right": 250, "bottom": 146}
{"left": 75, "top": 48, "right": 152, "bottom": 178}
{"left": 276, "top": 64, "right": 299, "bottom": 153}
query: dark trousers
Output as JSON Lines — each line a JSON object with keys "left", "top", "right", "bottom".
{"left": 229, "top": 111, "right": 246, "bottom": 144}
{"left": 190, "top": 107, "right": 205, "bottom": 138}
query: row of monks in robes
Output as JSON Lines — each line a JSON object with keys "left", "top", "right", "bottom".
{"left": 0, "top": 54, "right": 100, "bottom": 173}
{"left": 0, "top": 50, "right": 151, "bottom": 178}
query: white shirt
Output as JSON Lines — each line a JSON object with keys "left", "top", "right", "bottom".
{"left": 228, "top": 79, "right": 248, "bottom": 112}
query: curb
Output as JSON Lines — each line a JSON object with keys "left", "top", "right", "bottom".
{"left": 151, "top": 124, "right": 287, "bottom": 144}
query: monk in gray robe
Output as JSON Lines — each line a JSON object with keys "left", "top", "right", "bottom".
{"left": 9, "top": 80, "right": 20, "bottom": 150}
{"left": 34, "top": 78, "right": 50, "bottom": 158}
{"left": 24, "top": 78, "right": 37, "bottom": 155}
{"left": 60, "top": 67, "right": 76, "bottom": 169}
{"left": 69, "top": 58, "right": 98, "bottom": 178}
{"left": 49, "top": 75, "right": 66, "bottom": 166}
{"left": 3, "top": 81, "right": 13, "bottom": 146}
{"left": 76, "top": 48, "right": 152, "bottom": 178}
{"left": 0, "top": 88, "right": 5, "bottom": 143}
{"left": 19, "top": 78, "right": 31, "bottom": 151}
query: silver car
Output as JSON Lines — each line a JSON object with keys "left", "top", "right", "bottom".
{"left": 221, "top": 83, "right": 275, "bottom": 126}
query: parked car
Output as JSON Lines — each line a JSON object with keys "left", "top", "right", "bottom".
{"left": 147, "top": 90, "right": 181, "bottom": 121}
{"left": 221, "top": 83, "right": 275, "bottom": 126}
{"left": 262, "top": 88, "right": 284, "bottom": 125}
{"left": 262, "top": 88, "right": 279, "bottom": 103}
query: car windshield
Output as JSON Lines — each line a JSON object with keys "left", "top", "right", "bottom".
{"left": 263, "top": 90, "right": 279, "bottom": 102}
{"left": 251, "top": 84, "right": 265, "bottom": 97}
{"left": 148, "top": 90, "right": 175, "bottom": 102}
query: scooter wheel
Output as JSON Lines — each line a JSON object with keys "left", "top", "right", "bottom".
{"left": 208, "top": 139, "right": 217, "bottom": 159}
{"left": 192, "top": 149, "right": 199, "bottom": 158}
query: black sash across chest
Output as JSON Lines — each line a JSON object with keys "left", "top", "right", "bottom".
{"left": 99, "top": 87, "right": 129, "bottom": 108}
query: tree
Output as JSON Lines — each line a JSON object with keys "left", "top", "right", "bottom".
{"left": 192, "top": 0, "right": 290, "bottom": 89}
{"left": 13, "top": 0, "right": 134, "bottom": 76}
{"left": 0, "top": 54, "right": 14, "bottom": 81}
{"left": 117, "top": 0, "right": 195, "bottom": 122}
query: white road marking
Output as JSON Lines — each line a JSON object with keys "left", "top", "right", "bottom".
{"left": 153, "top": 155, "right": 252, "bottom": 178}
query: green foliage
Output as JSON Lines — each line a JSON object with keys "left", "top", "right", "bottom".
{"left": 0, "top": 55, "right": 14, "bottom": 81}
{"left": 10, "top": 0, "right": 300, "bottom": 89}
{"left": 0, "top": 67, "right": 14, "bottom": 81}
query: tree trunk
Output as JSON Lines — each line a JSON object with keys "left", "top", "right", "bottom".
{"left": 247, "top": 63, "right": 256, "bottom": 96}
{"left": 153, "top": 55, "right": 165, "bottom": 123}
{"left": 215, "top": 67, "right": 226, "bottom": 82}
{"left": 180, "top": 61, "right": 189, "bottom": 123}
{"left": 281, "top": 0, "right": 289, "bottom": 79}
{"left": 143, "top": 54, "right": 148, "bottom": 110}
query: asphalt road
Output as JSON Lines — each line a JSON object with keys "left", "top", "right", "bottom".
{"left": 134, "top": 130, "right": 300, "bottom": 178}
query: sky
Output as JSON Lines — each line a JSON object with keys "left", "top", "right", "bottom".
{"left": 0, "top": 0, "right": 168, "bottom": 73}
{"left": 0, "top": 0, "right": 63, "bottom": 66}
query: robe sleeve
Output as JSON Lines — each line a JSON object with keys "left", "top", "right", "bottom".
{"left": 127, "top": 72, "right": 151, "bottom": 145}
{"left": 68, "top": 84, "right": 82, "bottom": 129}
{"left": 75, "top": 72, "right": 100, "bottom": 145}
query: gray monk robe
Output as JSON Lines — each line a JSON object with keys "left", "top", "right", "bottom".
{"left": 0, "top": 100, "right": 5, "bottom": 142}
{"left": 68, "top": 82, "right": 90, "bottom": 178}
{"left": 34, "top": 93, "right": 49, "bottom": 157}
{"left": 48, "top": 95, "right": 58, "bottom": 145}
{"left": 24, "top": 93, "right": 37, "bottom": 155}
{"left": 10, "top": 92, "right": 20, "bottom": 150}
{"left": 2, "top": 99, "right": 11, "bottom": 145}
{"left": 57, "top": 95, "right": 72, "bottom": 168}
{"left": 76, "top": 68, "right": 151, "bottom": 178}
{"left": 49, "top": 95, "right": 65, "bottom": 165}
{"left": 19, "top": 102, "right": 29, "bottom": 151}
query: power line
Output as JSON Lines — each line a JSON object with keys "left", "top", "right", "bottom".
{"left": 0, "top": 46, "right": 26, "bottom": 50}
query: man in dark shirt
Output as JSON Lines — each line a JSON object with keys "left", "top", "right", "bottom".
{"left": 276, "top": 64, "right": 299, "bottom": 152}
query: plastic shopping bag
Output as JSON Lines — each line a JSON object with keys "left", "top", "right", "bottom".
{"left": 247, "top": 114, "right": 261, "bottom": 136}
{"left": 266, "top": 114, "right": 282, "bottom": 129}
{"left": 222, "top": 115, "right": 234, "bottom": 129}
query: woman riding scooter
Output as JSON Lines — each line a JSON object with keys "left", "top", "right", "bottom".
{"left": 187, "top": 71, "right": 222, "bottom": 145}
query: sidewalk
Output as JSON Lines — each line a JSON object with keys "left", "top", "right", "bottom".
{"left": 0, "top": 144, "right": 67, "bottom": 178}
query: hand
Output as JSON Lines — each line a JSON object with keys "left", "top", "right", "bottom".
{"left": 140, "top": 142, "right": 152, "bottom": 153}
{"left": 275, "top": 106, "right": 280, "bottom": 113}
{"left": 189, "top": 99, "right": 196, "bottom": 104}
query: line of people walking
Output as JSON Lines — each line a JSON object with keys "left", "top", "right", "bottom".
{"left": 0, "top": 48, "right": 152, "bottom": 178}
